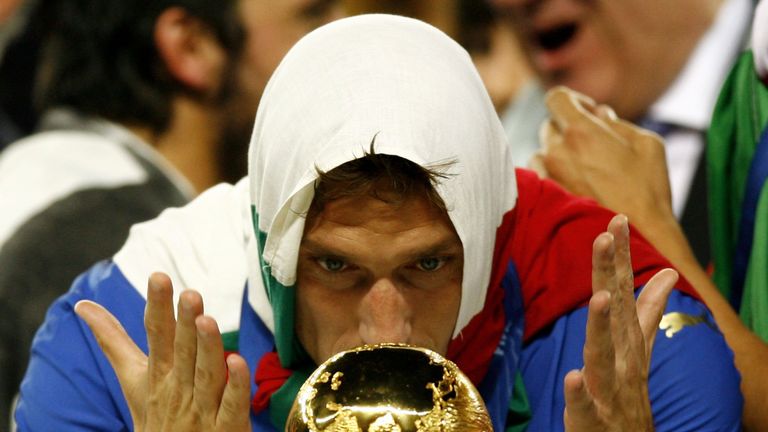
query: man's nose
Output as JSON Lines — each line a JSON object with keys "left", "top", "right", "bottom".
{"left": 358, "top": 278, "right": 412, "bottom": 345}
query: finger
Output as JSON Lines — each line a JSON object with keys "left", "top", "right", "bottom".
{"left": 593, "top": 104, "right": 618, "bottom": 122}
{"left": 582, "top": 290, "right": 616, "bottom": 401}
{"left": 605, "top": 216, "right": 643, "bottom": 381}
{"left": 543, "top": 91, "right": 627, "bottom": 183}
{"left": 607, "top": 215, "right": 639, "bottom": 332}
{"left": 591, "top": 232, "right": 617, "bottom": 297}
{"left": 636, "top": 268, "right": 677, "bottom": 359}
{"left": 538, "top": 119, "right": 583, "bottom": 189}
{"left": 217, "top": 354, "right": 252, "bottom": 430}
{"left": 563, "top": 370, "right": 600, "bottom": 431}
{"left": 591, "top": 229, "right": 633, "bottom": 376}
{"left": 145, "top": 272, "right": 176, "bottom": 378}
{"left": 528, "top": 151, "right": 550, "bottom": 178}
{"left": 173, "top": 289, "right": 204, "bottom": 388}
{"left": 194, "top": 315, "right": 227, "bottom": 416}
{"left": 544, "top": 85, "right": 597, "bottom": 130}
{"left": 539, "top": 118, "right": 561, "bottom": 152}
{"left": 75, "top": 300, "right": 148, "bottom": 373}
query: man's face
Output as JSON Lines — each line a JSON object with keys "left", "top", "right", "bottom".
{"left": 295, "top": 190, "right": 463, "bottom": 365}
{"left": 491, "top": 0, "right": 715, "bottom": 119}
{"left": 215, "top": 0, "right": 345, "bottom": 182}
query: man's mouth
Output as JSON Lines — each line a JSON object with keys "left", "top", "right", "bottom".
{"left": 534, "top": 22, "right": 578, "bottom": 51}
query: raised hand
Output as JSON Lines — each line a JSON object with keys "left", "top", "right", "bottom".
{"left": 532, "top": 86, "right": 674, "bottom": 230}
{"left": 74, "top": 272, "right": 252, "bottom": 431}
{"left": 564, "top": 215, "right": 677, "bottom": 431}
{"left": 537, "top": 86, "right": 768, "bottom": 432}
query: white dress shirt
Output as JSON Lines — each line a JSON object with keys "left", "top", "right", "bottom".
{"left": 647, "top": 0, "right": 753, "bottom": 217}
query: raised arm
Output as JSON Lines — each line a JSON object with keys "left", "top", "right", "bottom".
{"left": 537, "top": 86, "right": 768, "bottom": 430}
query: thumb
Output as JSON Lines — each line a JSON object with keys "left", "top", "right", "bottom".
{"left": 635, "top": 269, "right": 677, "bottom": 358}
{"left": 75, "top": 300, "right": 149, "bottom": 416}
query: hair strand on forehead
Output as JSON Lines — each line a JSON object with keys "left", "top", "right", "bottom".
{"left": 309, "top": 138, "right": 456, "bottom": 218}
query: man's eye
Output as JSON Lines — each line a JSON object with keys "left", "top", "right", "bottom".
{"left": 318, "top": 257, "right": 347, "bottom": 272}
{"left": 417, "top": 257, "right": 445, "bottom": 272}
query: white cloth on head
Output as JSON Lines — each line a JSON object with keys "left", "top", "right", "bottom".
{"left": 247, "top": 14, "right": 517, "bottom": 337}
{"left": 753, "top": 0, "right": 768, "bottom": 78}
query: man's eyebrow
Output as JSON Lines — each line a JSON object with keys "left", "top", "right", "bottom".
{"left": 299, "top": 237, "right": 463, "bottom": 259}
{"left": 299, "top": 239, "right": 347, "bottom": 257}
{"left": 404, "top": 239, "right": 463, "bottom": 259}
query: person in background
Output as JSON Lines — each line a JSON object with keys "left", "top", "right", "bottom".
{"left": 490, "top": 0, "right": 754, "bottom": 269}
{"left": 456, "top": 0, "right": 545, "bottom": 168}
{"left": 346, "top": 0, "right": 543, "bottom": 166}
{"left": 519, "top": 1, "right": 768, "bottom": 429}
{"left": 0, "top": 0, "right": 39, "bottom": 150}
{"left": 0, "top": 0, "right": 343, "bottom": 428}
{"left": 17, "top": 14, "right": 742, "bottom": 432}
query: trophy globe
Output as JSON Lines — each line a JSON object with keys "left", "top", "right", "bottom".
{"left": 285, "top": 343, "right": 492, "bottom": 432}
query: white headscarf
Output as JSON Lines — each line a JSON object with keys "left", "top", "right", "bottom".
{"left": 753, "top": 0, "right": 768, "bottom": 79}
{"left": 246, "top": 14, "right": 517, "bottom": 345}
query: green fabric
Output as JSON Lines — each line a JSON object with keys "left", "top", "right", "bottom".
{"left": 707, "top": 51, "right": 768, "bottom": 301}
{"left": 251, "top": 208, "right": 299, "bottom": 367}
{"left": 707, "top": 50, "right": 768, "bottom": 340}
{"left": 221, "top": 331, "right": 239, "bottom": 352}
{"left": 742, "top": 182, "right": 768, "bottom": 340}
{"left": 506, "top": 371, "right": 532, "bottom": 432}
{"left": 252, "top": 208, "right": 316, "bottom": 429}
{"left": 268, "top": 366, "right": 313, "bottom": 429}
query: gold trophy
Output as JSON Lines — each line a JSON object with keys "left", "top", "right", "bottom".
{"left": 285, "top": 343, "right": 492, "bottom": 431}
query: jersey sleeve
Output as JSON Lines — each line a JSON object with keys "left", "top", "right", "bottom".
{"left": 509, "top": 169, "right": 742, "bottom": 430}
{"left": 520, "top": 289, "right": 743, "bottom": 432}
{"left": 14, "top": 261, "right": 147, "bottom": 431}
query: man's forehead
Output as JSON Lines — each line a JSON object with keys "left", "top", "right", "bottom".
{"left": 305, "top": 190, "right": 454, "bottom": 233}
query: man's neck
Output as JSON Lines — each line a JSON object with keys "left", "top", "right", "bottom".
{"left": 128, "top": 97, "right": 221, "bottom": 194}
{"left": 621, "top": 0, "right": 725, "bottom": 121}
{"left": 644, "top": 0, "right": 751, "bottom": 130}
